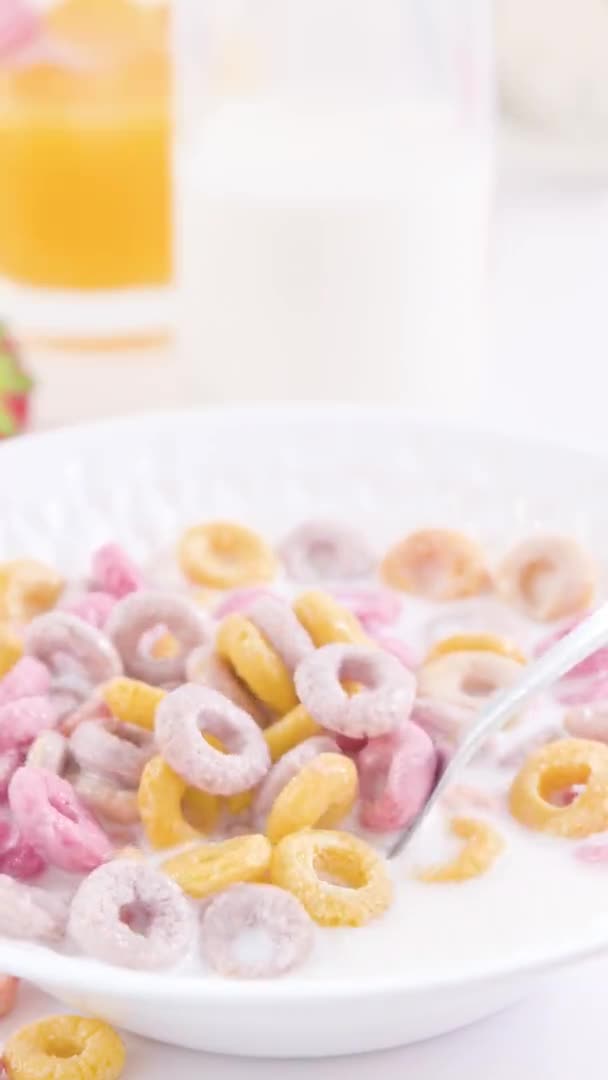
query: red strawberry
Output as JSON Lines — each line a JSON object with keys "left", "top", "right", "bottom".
{"left": 0, "top": 322, "right": 33, "bottom": 438}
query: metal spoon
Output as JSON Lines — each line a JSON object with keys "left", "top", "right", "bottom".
{"left": 388, "top": 601, "right": 608, "bottom": 859}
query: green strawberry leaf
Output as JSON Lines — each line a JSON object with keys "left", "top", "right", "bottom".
{"left": 0, "top": 408, "right": 17, "bottom": 436}
{"left": 0, "top": 354, "right": 31, "bottom": 394}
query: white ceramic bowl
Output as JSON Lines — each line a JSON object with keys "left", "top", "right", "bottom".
{"left": 2, "top": 407, "right": 608, "bottom": 1058}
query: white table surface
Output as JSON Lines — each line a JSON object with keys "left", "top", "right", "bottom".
{"left": 4, "top": 164, "right": 608, "bottom": 1076}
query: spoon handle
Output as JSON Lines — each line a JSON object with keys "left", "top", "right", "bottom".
{"left": 388, "top": 601, "right": 608, "bottom": 859}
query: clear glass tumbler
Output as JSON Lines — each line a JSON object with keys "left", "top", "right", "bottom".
{"left": 0, "top": 0, "right": 171, "bottom": 346}
{"left": 174, "top": 0, "right": 494, "bottom": 407}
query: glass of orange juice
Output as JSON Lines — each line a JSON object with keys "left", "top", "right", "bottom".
{"left": 0, "top": 0, "right": 171, "bottom": 346}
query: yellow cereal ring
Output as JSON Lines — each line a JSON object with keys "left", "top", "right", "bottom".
{"left": 266, "top": 753, "right": 358, "bottom": 844}
{"left": 293, "top": 590, "right": 369, "bottom": 647}
{"left": 138, "top": 755, "right": 219, "bottom": 849}
{"left": 101, "top": 677, "right": 166, "bottom": 732}
{"left": 509, "top": 737, "right": 608, "bottom": 837}
{"left": 178, "top": 521, "right": 277, "bottom": 589}
{"left": 263, "top": 704, "right": 322, "bottom": 762}
{"left": 381, "top": 529, "right": 488, "bottom": 600}
{"left": 271, "top": 829, "right": 393, "bottom": 927}
{"left": 0, "top": 623, "right": 23, "bottom": 677}
{"left": 162, "top": 834, "right": 272, "bottom": 899}
{"left": 216, "top": 613, "right": 297, "bottom": 714}
{"left": 4, "top": 1015, "right": 125, "bottom": 1080}
{"left": 0, "top": 559, "right": 63, "bottom": 623}
{"left": 425, "top": 633, "right": 526, "bottom": 665}
{"left": 418, "top": 817, "right": 505, "bottom": 883}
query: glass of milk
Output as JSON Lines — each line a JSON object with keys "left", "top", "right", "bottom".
{"left": 174, "top": 0, "right": 494, "bottom": 408}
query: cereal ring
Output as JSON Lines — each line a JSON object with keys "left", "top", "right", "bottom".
{"left": 534, "top": 618, "right": 608, "bottom": 705}
{"left": 565, "top": 705, "right": 608, "bottom": 742}
{"left": 293, "top": 590, "right": 369, "bottom": 646}
{"left": 69, "top": 718, "right": 152, "bottom": 787}
{"left": 25, "top": 612, "right": 122, "bottom": 688}
{"left": 213, "top": 587, "right": 277, "bottom": 619}
{"left": 106, "top": 591, "right": 210, "bottom": 685}
{"left": 138, "top": 754, "right": 219, "bottom": 848}
{"left": 381, "top": 529, "right": 488, "bottom": 600}
{"left": 0, "top": 696, "right": 56, "bottom": 752}
{"left": 4, "top": 1016, "right": 125, "bottom": 1080}
{"left": 358, "top": 723, "right": 437, "bottom": 832}
{"left": 179, "top": 521, "right": 277, "bottom": 589}
{"left": 252, "top": 736, "right": 338, "bottom": 831}
{"left": 216, "top": 614, "right": 297, "bottom": 714}
{"left": 8, "top": 766, "right": 113, "bottom": 871}
{"left": 0, "top": 656, "right": 50, "bottom": 707}
{"left": 332, "top": 588, "right": 402, "bottom": 630}
{"left": 0, "top": 559, "right": 63, "bottom": 623}
{"left": 279, "top": 520, "right": 375, "bottom": 582}
{"left": 156, "top": 684, "right": 270, "bottom": 795}
{"left": 411, "top": 697, "right": 476, "bottom": 754}
{"left": 266, "top": 753, "right": 358, "bottom": 844}
{"left": 185, "top": 649, "right": 270, "bottom": 727}
{"left": 100, "top": 676, "right": 165, "bottom": 732}
{"left": 60, "top": 695, "right": 111, "bottom": 738}
{"left": 62, "top": 591, "right": 116, "bottom": 629}
{"left": 509, "top": 738, "right": 608, "bottom": 837}
{"left": 91, "top": 542, "right": 145, "bottom": 598}
{"left": 496, "top": 535, "right": 595, "bottom": 621}
{"left": 295, "top": 644, "right": 416, "bottom": 738}
{"left": 201, "top": 883, "right": 314, "bottom": 979}
{"left": 371, "top": 632, "right": 419, "bottom": 670}
{"left": 0, "top": 625, "right": 23, "bottom": 678}
{"left": 426, "top": 633, "right": 526, "bottom": 665}
{"left": 73, "top": 771, "right": 140, "bottom": 826}
{"left": 69, "top": 859, "right": 196, "bottom": 970}
{"left": 418, "top": 817, "right": 505, "bottom": 883}
{"left": 0, "top": 749, "right": 21, "bottom": 801}
{"left": 263, "top": 705, "right": 322, "bottom": 762}
{"left": 271, "top": 829, "right": 393, "bottom": 927}
{"left": 247, "top": 596, "right": 314, "bottom": 674}
{"left": 0, "top": 975, "right": 18, "bottom": 1019}
{"left": 0, "top": 818, "right": 45, "bottom": 881}
{"left": 162, "top": 834, "right": 272, "bottom": 900}
{"left": 0, "top": 874, "right": 69, "bottom": 941}
{"left": 417, "top": 650, "right": 523, "bottom": 712}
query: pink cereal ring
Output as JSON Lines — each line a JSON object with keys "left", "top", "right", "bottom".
{"left": 564, "top": 705, "right": 608, "bottom": 743}
{"left": 371, "top": 632, "right": 420, "bottom": 670}
{"left": 106, "top": 591, "right": 211, "bottom": 685}
{"left": 0, "top": 696, "right": 56, "bottom": 752}
{"left": 358, "top": 723, "right": 437, "bottom": 832}
{"left": 91, "top": 543, "right": 145, "bottom": 599}
{"left": 279, "top": 520, "right": 376, "bottom": 583}
{"left": 60, "top": 695, "right": 111, "bottom": 737}
{"left": 0, "top": 976, "right": 18, "bottom": 1019}
{"left": 68, "top": 859, "right": 196, "bottom": 970}
{"left": 0, "top": 657, "right": 50, "bottom": 706}
{"left": 62, "top": 591, "right": 117, "bottom": 629}
{"left": 495, "top": 535, "right": 595, "bottom": 622}
{"left": 26, "top": 730, "right": 70, "bottom": 774}
{"left": 575, "top": 838, "right": 608, "bottom": 865}
{"left": 535, "top": 617, "right": 608, "bottom": 704}
{"left": 72, "top": 771, "right": 140, "bottom": 826}
{"left": 24, "top": 612, "right": 122, "bottom": 688}
{"left": 0, "top": 874, "right": 69, "bottom": 941}
{"left": 294, "top": 643, "right": 416, "bottom": 738}
{"left": 69, "top": 718, "right": 152, "bottom": 787}
{"left": 185, "top": 648, "right": 271, "bottom": 727}
{"left": 247, "top": 596, "right": 314, "bottom": 674}
{"left": 332, "top": 588, "right": 402, "bottom": 630}
{"left": 155, "top": 684, "right": 271, "bottom": 795}
{"left": 213, "top": 587, "right": 278, "bottom": 619}
{"left": 252, "top": 735, "right": 338, "bottom": 831}
{"left": 0, "top": 750, "right": 21, "bottom": 802}
{"left": 410, "top": 697, "right": 476, "bottom": 757}
{"left": 200, "top": 883, "right": 314, "bottom": 979}
{"left": 0, "top": 818, "right": 45, "bottom": 881}
{"left": 8, "top": 765, "right": 113, "bottom": 872}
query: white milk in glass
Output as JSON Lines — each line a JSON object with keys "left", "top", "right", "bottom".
{"left": 176, "top": 97, "right": 491, "bottom": 404}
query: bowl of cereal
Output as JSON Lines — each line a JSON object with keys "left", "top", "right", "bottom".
{"left": 0, "top": 406, "right": 608, "bottom": 1058}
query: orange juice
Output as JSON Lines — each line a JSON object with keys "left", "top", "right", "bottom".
{"left": 0, "top": 0, "right": 170, "bottom": 291}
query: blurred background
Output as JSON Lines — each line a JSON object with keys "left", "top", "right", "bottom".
{"left": 0, "top": 0, "right": 606, "bottom": 447}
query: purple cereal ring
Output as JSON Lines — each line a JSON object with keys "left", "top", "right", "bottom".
{"left": 0, "top": 874, "right": 69, "bottom": 942}
{"left": 62, "top": 591, "right": 117, "bottom": 629}
{"left": 200, "top": 883, "right": 314, "bottom": 979}
{"left": 0, "top": 657, "right": 50, "bottom": 707}
{"left": 0, "top": 750, "right": 21, "bottom": 802}
{"left": 332, "top": 588, "right": 402, "bottom": 630}
{"left": 106, "top": 591, "right": 211, "bottom": 685}
{"left": 279, "top": 520, "right": 375, "bottom": 582}
{"left": 185, "top": 648, "right": 271, "bottom": 727}
{"left": 26, "top": 730, "right": 70, "bottom": 774}
{"left": 91, "top": 543, "right": 145, "bottom": 599}
{"left": 358, "top": 723, "right": 437, "bottom": 832}
{"left": 155, "top": 684, "right": 271, "bottom": 795}
{"left": 247, "top": 596, "right": 314, "bottom": 674}
{"left": 24, "top": 612, "right": 122, "bottom": 689}
{"left": 294, "top": 644, "right": 416, "bottom": 738}
{"left": 68, "top": 859, "right": 196, "bottom": 970}
{"left": 69, "top": 718, "right": 152, "bottom": 787}
{"left": 8, "top": 766, "right": 113, "bottom": 872}
{"left": 252, "top": 735, "right": 338, "bottom": 831}
{"left": 0, "top": 697, "right": 56, "bottom": 752}
{"left": 213, "top": 587, "right": 278, "bottom": 619}
{"left": 0, "top": 819, "right": 45, "bottom": 881}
